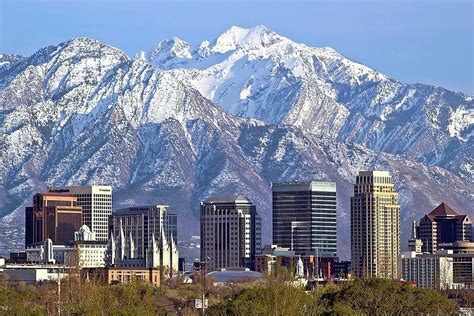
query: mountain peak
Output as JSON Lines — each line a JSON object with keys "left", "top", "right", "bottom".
{"left": 210, "top": 25, "right": 281, "bottom": 53}
{"left": 144, "top": 36, "right": 192, "bottom": 66}
{"left": 54, "top": 37, "right": 127, "bottom": 60}
{"left": 62, "top": 37, "right": 108, "bottom": 50}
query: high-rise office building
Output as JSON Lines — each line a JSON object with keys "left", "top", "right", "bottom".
{"left": 108, "top": 205, "right": 179, "bottom": 273}
{"left": 200, "top": 196, "right": 261, "bottom": 272}
{"left": 417, "top": 202, "right": 472, "bottom": 253}
{"left": 351, "top": 171, "right": 400, "bottom": 279}
{"left": 25, "top": 193, "right": 82, "bottom": 246}
{"left": 48, "top": 185, "right": 112, "bottom": 241}
{"left": 272, "top": 181, "right": 337, "bottom": 256}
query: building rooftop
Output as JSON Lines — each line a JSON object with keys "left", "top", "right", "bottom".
{"left": 33, "top": 192, "right": 77, "bottom": 198}
{"left": 206, "top": 270, "right": 263, "bottom": 283}
{"left": 358, "top": 170, "right": 392, "bottom": 177}
{"left": 48, "top": 185, "right": 113, "bottom": 194}
{"left": 114, "top": 205, "right": 170, "bottom": 215}
{"left": 428, "top": 202, "right": 461, "bottom": 218}
{"left": 272, "top": 181, "right": 336, "bottom": 192}
{"left": 203, "top": 195, "right": 252, "bottom": 204}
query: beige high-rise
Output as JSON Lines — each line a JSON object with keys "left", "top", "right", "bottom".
{"left": 351, "top": 171, "right": 400, "bottom": 279}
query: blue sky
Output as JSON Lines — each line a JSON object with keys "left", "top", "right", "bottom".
{"left": 1, "top": 0, "right": 473, "bottom": 94}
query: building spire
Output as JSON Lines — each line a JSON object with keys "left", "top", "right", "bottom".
{"left": 129, "top": 231, "right": 135, "bottom": 259}
{"left": 107, "top": 231, "right": 116, "bottom": 265}
{"left": 119, "top": 219, "right": 125, "bottom": 260}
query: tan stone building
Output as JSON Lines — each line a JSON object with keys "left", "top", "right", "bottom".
{"left": 107, "top": 268, "right": 161, "bottom": 287}
{"left": 351, "top": 171, "right": 400, "bottom": 279}
{"left": 200, "top": 196, "right": 261, "bottom": 272}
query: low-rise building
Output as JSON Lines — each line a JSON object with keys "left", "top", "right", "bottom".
{"left": 333, "top": 261, "right": 352, "bottom": 279}
{"left": 255, "top": 244, "right": 338, "bottom": 280}
{"left": 3, "top": 264, "right": 70, "bottom": 285}
{"left": 439, "top": 241, "right": 474, "bottom": 288}
{"left": 399, "top": 251, "right": 454, "bottom": 290}
{"left": 206, "top": 269, "right": 263, "bottom": 285}
{"left": 9, "top": 252, "right": 27, "bottom": 264}
{"left": 26, "top": 226, "right": 107, "bottom": 268}
{"left": 107, "top": 268, "right": 161, "bottom": 287}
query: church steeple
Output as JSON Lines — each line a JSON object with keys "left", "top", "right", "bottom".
{"left": 408, "top": 220, "right": 423, "bottom": 253}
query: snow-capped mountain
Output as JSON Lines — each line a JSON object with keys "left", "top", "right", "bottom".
{"left": 0, "top": 54, "right": 26, "bottom": 74}
{"left": 0, "top": 31, "right": 472, "bottom": 258}
{"left": 141, "top": 25, "right": 473, "bottom": 182}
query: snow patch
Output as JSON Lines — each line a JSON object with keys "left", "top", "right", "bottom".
{"left": 448, "top": 106, "right": 474, "bottom": 141}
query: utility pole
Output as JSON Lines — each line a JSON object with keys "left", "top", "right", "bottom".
{"left": 200, "top": 260, "right": 206, "bottom": 315}
{"left": 57, "top": 267, "right": 61, "bottom": 316}
{"left": 316, "top": 249, "right": 319, "bottom": 287}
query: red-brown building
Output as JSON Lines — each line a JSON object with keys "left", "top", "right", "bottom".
{"left": 108, "top": 268, "right": 161, "bottom": 287}
{"left": 25, "top": 193, "right": 82, "bottom": 246}
{"left": 418, "top": 203, "right": 472, "bottom": 253}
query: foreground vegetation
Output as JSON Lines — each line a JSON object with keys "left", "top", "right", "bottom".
{"left": 0, "top": 271, "right": 462, "bottom": 315}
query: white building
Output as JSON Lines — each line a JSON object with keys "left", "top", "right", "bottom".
{"left": 48, "top": 185, "right": 112, "bottom": 241}
{"left": 26, "top": 226, "right": 107, "bottom": 268}
{"left": 4, "top": 264, "right": 69, "bottom": 285}
{"left": 399, "top": 250, "right": 454, "bottom": 290}
{"left": 75, "top": 225, "right": 96, "bottom": 241}
{"left": 0, "top": 257, "right": 5, "bottom": 269}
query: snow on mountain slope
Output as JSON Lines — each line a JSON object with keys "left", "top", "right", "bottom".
{"left": 143, "top": 25, "right": 473, "bottom": 181}
{"left": 0, "top": 54, "right": 26, "bottom": 75}
{"left": 0, "top": 36, "right": 472, "bottom": 259}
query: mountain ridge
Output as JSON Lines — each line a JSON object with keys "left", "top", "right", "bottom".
{"left": 0, "top": 30, "right": 472, "bottom": 259}
{"left": 142, "top": 25, "right": 473, "bottom": 182}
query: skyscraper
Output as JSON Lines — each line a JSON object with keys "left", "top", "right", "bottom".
{"left": 417, "top": 202, "right": 472, "bottom": 253}
{"left": 25, "top": 193, "right": 82, "bottom": 246}
{"left": 351, "top": 171, "right": 400, "bottom": 279}
{"left": 48, "top": 185, "right": 112, "bottom": 241}
{"left": 272, "top": 181, "right": 337, "bottom": 256}
{"left": 200, "top": 196, "right": 261, "bottom": 272}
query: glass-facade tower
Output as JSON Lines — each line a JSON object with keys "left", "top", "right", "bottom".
{"left": 272, "top": 181, "right": 337, "bottom": 256}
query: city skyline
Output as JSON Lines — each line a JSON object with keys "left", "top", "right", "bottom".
{"left": 14, "top": 175, "right": 474, "bottom": 284}
{"left": 1, "top": 1, "right": 472, "bottom": 311}
{"left": 16, "top": 173, "right": 473, "bottom": 259}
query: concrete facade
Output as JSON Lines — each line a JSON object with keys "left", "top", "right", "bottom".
{"left": 351, "top": 171, "right": 400, "bottom": 279}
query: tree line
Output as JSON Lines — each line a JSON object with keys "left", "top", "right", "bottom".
{"left": 0, "top": 270, "right": 463, "bottom": 315}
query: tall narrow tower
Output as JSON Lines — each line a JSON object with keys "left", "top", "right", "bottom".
{"left": 200, "top": 195, "right": 261, "bottom": 272}
{"left": 351, "top": 171, "right": 400, "bottom": 279}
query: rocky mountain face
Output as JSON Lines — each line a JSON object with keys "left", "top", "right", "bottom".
{"left": 140, "top": 25, "right": 473, "bottom": 182}
{"left": 1, "top": 28, "right": 473, "bottom": 258}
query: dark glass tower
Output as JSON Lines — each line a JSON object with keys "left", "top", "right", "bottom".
{"left": 272, "top": 181, "right": 337, "bottom": 256}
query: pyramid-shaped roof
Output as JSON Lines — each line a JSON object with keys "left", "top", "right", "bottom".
{"left": 428, "top": 202, "right": 460, "bottom": 217}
